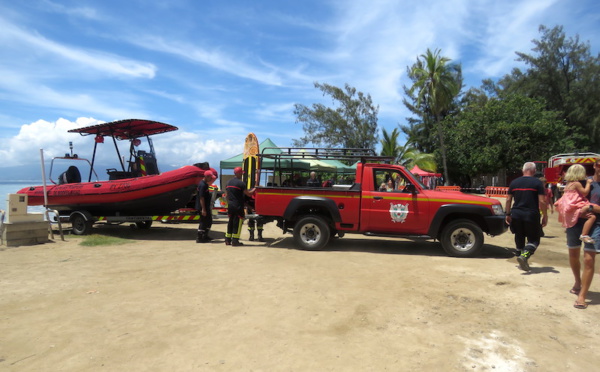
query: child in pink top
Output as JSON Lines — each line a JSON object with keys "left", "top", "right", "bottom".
{"left": 555, "top": 164, "right": 596, "bottom": 243}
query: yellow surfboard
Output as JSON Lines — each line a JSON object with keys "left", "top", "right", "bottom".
{"left": 242, "top": 133, "right": 260, "bottom": 189}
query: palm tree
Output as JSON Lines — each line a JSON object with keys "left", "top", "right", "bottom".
{"left": 408, "top": 48, "right": 461, "bottom": 185}
{"left": 380, "top": 128, "right": 402, "bottom": 159}
{"left": 398, "top": 146, "right": 437, "bottom": 172}
{"left": 380, "top": 128, "right": 437, "bottom": 172}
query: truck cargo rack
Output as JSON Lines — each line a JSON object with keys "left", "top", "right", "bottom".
{"left": 259, "top": 147, "right": 393, "bottom": 164}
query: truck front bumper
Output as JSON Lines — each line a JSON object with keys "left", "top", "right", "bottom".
{"left": 484, "top": 215, "right": 508, "bottom": 236}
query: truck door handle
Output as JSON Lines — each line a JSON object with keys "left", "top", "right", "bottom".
{"left": 373, "top": 196, "right": 383, "bottom": 200}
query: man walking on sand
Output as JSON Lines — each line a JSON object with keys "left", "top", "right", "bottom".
{"left": 505, "top": 162, "right": 548, "bottom": 271}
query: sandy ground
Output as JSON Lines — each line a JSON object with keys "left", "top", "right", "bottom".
{"left": 2, "top": 208, "right": 600, "bottom": 372}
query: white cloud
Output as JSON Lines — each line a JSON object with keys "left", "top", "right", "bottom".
{"left": 0, "top": 118, "right": 102, "bottom": 168}
{"left": 0, "top": 15, "right": 156, "bottom": 78}
{"left": 125, "top": 35, "right": 282, "bottom": 86}
{"left": 156, "top": 131, "right": 243, "bottom": 170}
{"left": 253, "top": 102, "right": 296, "bottom": 122}
{"left": 0, "top": 68, "right": 149, "bottom": 120}
{"left": 469, "top": 0, "right": 560, "bottom": 78}
{"left": 41, "top": 0, "right": 105, "bottom": 21}
{"left": 0, "top": 118, "right": 246, "bottom": 178}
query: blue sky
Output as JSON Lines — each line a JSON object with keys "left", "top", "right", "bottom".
{"left": 0, "top": 0, "right": 598, "bottom": 179}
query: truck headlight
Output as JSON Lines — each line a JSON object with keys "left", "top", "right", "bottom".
{"left": 492, "top": 204, "right": 504, "bottom": 215}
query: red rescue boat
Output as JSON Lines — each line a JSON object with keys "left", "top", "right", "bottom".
{"left": 17, "top": 165, "right": 204, "bottom": 216}
{"left": 17, "top": 119, "right": 213, "bottom": 220}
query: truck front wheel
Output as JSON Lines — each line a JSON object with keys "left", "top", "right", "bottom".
{"left": 440, "top": 219, "right": 483, "bottom": 257}
{"left": 293, "top": 216, "right": 331, "bottom": 251}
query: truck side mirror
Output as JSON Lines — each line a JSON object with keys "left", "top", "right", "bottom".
{"left": 404, "top": 183, "right": 416, "bottom": 193}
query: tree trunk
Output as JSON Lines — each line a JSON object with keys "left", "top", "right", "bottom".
{"left": 435, "top": 116, "right": 450, "bottom": 186}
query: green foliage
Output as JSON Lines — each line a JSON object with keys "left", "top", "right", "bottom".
{"left": 293, "top": 82, "right": 379, "bottom": 149}
{"left": 401, "top": 25, "right": 597, "bottom": 184}
{"left": 78, "top": 234, "right": 131, "bottom": 246}
{"left": 380, "top": 128, "right": 402, "bottom": 158}
{"left": 492, "top": 25, "right": 600, "bottom": 149}
{"left": 380, "top": 127, "right": 436, "bottom": 171}
{"left": 400, "top": 97, "right": 437, "bottom": 153}
{"left": 400, "top": 148, "right": 437, "bottom": 172}
{"left": 445, "top": 95, "right": 571, "bottom": 177}
{"left": 408, "top": 49, "right": 462, "bottom": 118}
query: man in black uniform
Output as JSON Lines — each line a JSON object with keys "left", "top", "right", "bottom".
{"left": 505, "top": 162, "right": 548, "bottom": 271}
{"left": 196, "top": 170, "right": 215, "bottom": 243}
{"left": 225, "top": 166, "right": 255, "bottom": 246}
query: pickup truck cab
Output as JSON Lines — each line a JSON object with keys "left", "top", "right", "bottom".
{"left": 253, "top": 149, "right": 507, "bottom": 257}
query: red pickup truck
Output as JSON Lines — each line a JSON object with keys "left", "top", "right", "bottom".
{"left": 252, "top": 149, "right": 507, "bottom": 257}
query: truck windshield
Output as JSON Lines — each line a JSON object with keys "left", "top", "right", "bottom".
{"left": 374, "top": 168, "right": 431, "bottom": 191}
{"left": 412, "top": 176, "right": 429, "bottom": 190}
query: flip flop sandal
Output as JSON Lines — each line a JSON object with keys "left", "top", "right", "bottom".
{"left": 570, "top": 287, "right": 581, "bottom": 295}
{"left": 574, "top": 301, "right": 588, "bottom": 309}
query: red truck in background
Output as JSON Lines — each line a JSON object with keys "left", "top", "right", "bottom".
{"left": 252, "top": 148, "right": 507, "bottom": 257}
{"left": 544, "top": 152, "right": 600, "bottom": 197}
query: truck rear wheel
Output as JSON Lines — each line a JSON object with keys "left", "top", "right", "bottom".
{"left": 440, "top": 219, "right": 483, "bottom": 257}
{"left": 293, "top": 216, "right": 331, "bottom": 251}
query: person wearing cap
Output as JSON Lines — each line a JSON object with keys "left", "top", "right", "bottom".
{"left": 196, "top": 170, "right": 215, "bottom": 243}
{"left": 226, "top": 166, "right": 255, "bottom": 246}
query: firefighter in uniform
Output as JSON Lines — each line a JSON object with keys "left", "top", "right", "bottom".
{"left": 225, "top": 167, "right": 255, "bottom": 246}
{"left": 196, "top": 171, "right": 215, "bottom": 243}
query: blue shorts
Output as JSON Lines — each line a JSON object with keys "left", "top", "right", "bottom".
{"left": 566, "top": 220, "right": 600, "bottom": 252}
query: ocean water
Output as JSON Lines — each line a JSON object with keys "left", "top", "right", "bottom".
{"left": 0, "top": 181, "right": 45, "bottom": 214}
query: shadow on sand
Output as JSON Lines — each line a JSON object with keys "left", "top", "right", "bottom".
{"left": 57, "top": 222, "right": 515, "bottom": 259}
{"left": 266, "top": 235, "right": 516, "bottom": 259}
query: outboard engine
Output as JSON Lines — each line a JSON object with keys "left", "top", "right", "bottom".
{"left": 58, "top": 166, "right": 81, "bottom": 184}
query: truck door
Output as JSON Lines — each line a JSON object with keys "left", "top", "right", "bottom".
{"left": 361, "top": 168, "right": 430, "bottom": 234}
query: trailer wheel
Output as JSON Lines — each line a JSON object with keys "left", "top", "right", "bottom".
{"left": 293, "top": 216, "right": 330, "bottom": 251}
{"left": 71, "top": 214, "right": 93, "bottom": 235}
{"left": 135, "top": 221, "right": 153, "bottom": 229}
{"left": 440, "top": 219, "right": 483, "bottom": 257}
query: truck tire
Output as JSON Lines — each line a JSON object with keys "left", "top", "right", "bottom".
{"left": 135, "top": 221, "right": 153, "bottom": 229}
{"left": 293, "top": 216, "right": 331, "bottom": 251}
{"left": 440, "top": 219, "right": 483, "bottom": 257}
{"left": 71, "top": 214, "right": 93, "bottom": 235}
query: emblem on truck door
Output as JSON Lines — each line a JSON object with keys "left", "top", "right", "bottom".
{"left": 389, "top": 202, "right": 409, "bottom": 223}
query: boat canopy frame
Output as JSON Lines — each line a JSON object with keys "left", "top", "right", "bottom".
{"left": 68, "top": 119, "right": 178, "bottom": 182}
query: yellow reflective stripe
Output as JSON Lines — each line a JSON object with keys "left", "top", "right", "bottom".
{"left": 369, "top": 195, "right": 494, "bottom": 205}
{"left": 138, "top": 156, "right": 147, "bottom": 176}
{"left": 151, "top": 215, "right": 200, "bottom": 221}
{"left": 259, "top": 191, "right": 494, "bottom": 206}
{"left": 233, "top": 219, "right": 243, "bottom": 239}
{"left": 258, "top": 191, "right": 358, "bottom": 199}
